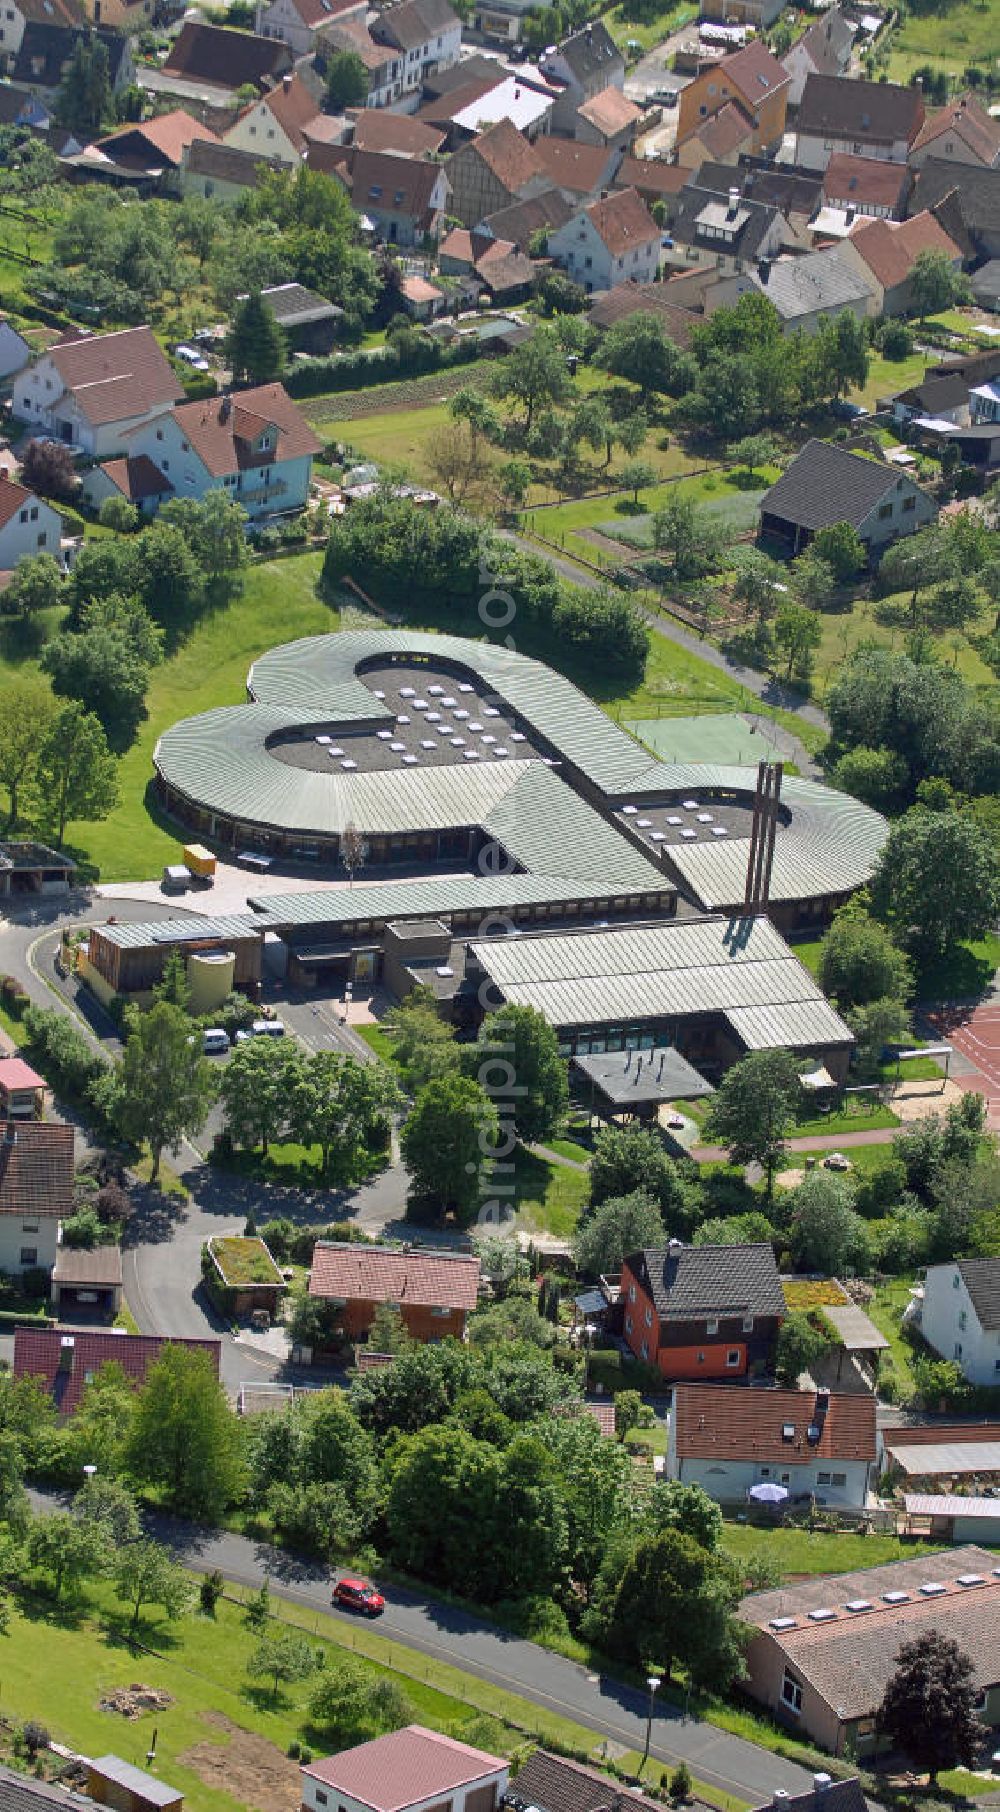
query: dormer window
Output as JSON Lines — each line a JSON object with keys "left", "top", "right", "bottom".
{"left": 260, "top": 434, "right": 271, "bottom": 450}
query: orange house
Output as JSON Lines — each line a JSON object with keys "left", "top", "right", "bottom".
{"left": 677, "top": 42, "right": 791, "bottom": 161}
{"left": 308, "top": 1242, "right": 481, "bottom": 1345}
{"left": 620, "top": 1239, "right": 785, "bottom": 1382}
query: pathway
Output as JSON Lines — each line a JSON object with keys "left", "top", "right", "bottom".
{"left": 692, "top": 1128, "right": 898, "bottom": 1162}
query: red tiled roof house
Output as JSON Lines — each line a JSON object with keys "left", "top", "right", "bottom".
{"left": 301, "top": 1725, "right": 508, "bottom": 1812}
{"left": 548, "top": 188, "right": 660, "bottom": 294}
{"left": 13, "top": 1326, "right": 221, "bottom": 1414}
{"left": 11, "top": 326, "right": 183, "bottom": 459}
{"left": 668, "top": 1382, "right": 878, "bottom": 1507}
{"left": 83, "top": 383, "right": 322, "bottom": 522}
{"left": 621, "top": 1239, "right": 785, "bottom": 1380}
{"left": 0, "top": 1119, "right": 73, "bottom": 1275}
{"left": 0, "top": 1056, "right": 47, "bottom": 1121}
{"left": 308, "top": 1242, "right": 481, "bottom": 1345}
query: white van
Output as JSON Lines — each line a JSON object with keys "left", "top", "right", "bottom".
{"left": 253, "top": 1019, "right": 285, "bottom": 1037}
{"left": 202, "top": 1028, "right": 230, "bottom": 1054}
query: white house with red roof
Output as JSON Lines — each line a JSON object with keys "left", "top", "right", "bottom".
{"left": 12, "top": 326, "right": 183, "bottom": 459}
{"left": 83, "top": 383, "right": 322, "bottom": 522}
{"left": 255, "top": 0, "right": 365, "bottom": 59}
{"left": 0, "top": 1119, "right": 74, "bottom": 1274}
{"left": 308, "top": 1241, "right": 481, "bottom": 1343}
{"left": 547, "top": 187, "right": 660, "bottom": 293}
{"left": 301, "top": 1726, "right": 508, "bottom": 1812}
{"left": 0, "top": 474, "right": 62, "bottom": 571}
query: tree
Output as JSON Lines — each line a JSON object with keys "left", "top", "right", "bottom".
{"left": 43, "top": 592, "right": 162, "bottom": 748}
{"left": 536, "top": 270, "right": 588, "bottom": 316}
{"left": 19, "top": 437, "right": 78, "bottom": 502}
{"left": 810, "top": 308, "right": 869, "bottom": 398}
{"left": 602, "top": 1527, "right": 740, "bottom": 1685}
{"left": 730, "top": 434, "right": 777, "bottom": 478}
{"left": 220, "top": 1037, "right": 304, "bottom": 1155}
{"left": 126, "top": 1344, "right": 243, "bottom": 1519}
{"left": 37, "top": 703, "right": 118, "bottom": 846}
{"left": 812, "top": 521, "right": 865, "bottom": 582}
{"left": 137, "top": 521, "right": 205, "bottom": 632}
{"left": 427, "top": 421, "right": 494, "bottom": 509}
{"left": 153, "top": 947, "right": 192, "bottom": 1013}
{"left": 72, "top": 1475, "right": 141, "bottom": 1548}
{"left": 291, "top": 1051, "right": 398, "bottom": 1179}
{"left": 847, "top": 995, "right": 911, "bottom": 1076}
{"left": 774, "top": 1311, "right": 833, "bottom": 1388}
{"left": 112, "top": 1538, "right": 192, "bottom": 1636}
{"left": 160, "top": 491, "right": 247, "bottom": 582}
{"left": 98, "top": 496, "right": 139, "bottom": 534}
{"left": 384, "top": 985, "right": 459, "bottom": 1091}
{"left": 790, "top": 1170, "right": 868, "bottom": 1276}
{"left": 0, "top": 677, "right": 55, "bottom": 828}
{"left": 704, "top": 1049, "right": 804, "bottom": 1200}
{"left": 401, "top": 1074, "right": 499, "bottom": 1224}
{"left": 27, "top": 1512, "right": 101, "bottom": 1598}
{"left": 870, "top": 807, "right": 1000, "bottom": 954}
{"left": 831, "top": 745, "right": 910, "bottom": 813}
{"left": 650, "top": 1480, "right": 724, "bottom": 1552}
{"left": 620, "top": 459, "right": 656, "bottom": 506}
{"left": 617, "top": 409, "right": 649, "bottom": 459}
{"left": 597, "top": 314, "right": 695, "bottom": 399}
{"left": 54, "top": 33, "right": 111, "bottom": 134}
{"left": 653, "top": 491, "right": 721, "bottom": 582}
{"left": 792, "top": 549, "right": 837, "bottom": 614}
{"left": 2, "top": 553, "right": 63, "bottom": 620}
{"left": 910, "top": 248, "right": 963, "bottom": 324}
{"left": 818, "top": 912, "right": 912, "bottom": 1009}
{"left": 247, "top": 1629, "right": 315, "bottom": 1703}
{"left": 575, "top": 1190, "right": 665, "bottom": 1279}
{"left": 490, "top": 325, "right": 571, "bottom": 433}
{"left": 309, "top": 1657, "right": 411, "bottom": 1746}
{"left": 772, "top": 599, "right": 821, "bottom": 683}
{"left": 326, "top": 49, "right": 368, "bottom": 108}
{"left": 877, "top": 1630, "right": 984, "bottom": 1785}
{"left": 589, "top": 1123, "right": 690, "bottom": 1219}
{"left": 117, "top": 1001, "right": 215, "bottom": 1180}
{"left": 474, "top": 1003, "right": 567, "bottom": 1143}
{"left": 227, "top": 292, "right": 285, "bottom": 386}
{"left": 613, "top": 1388, "right": 641, "bottom": 1439}
{"left": 497, "top": 457, "right": 531, "bottom": 514}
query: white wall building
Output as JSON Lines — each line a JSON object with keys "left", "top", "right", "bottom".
{"left": 0, "top": 475, "right": 63, "bottom": 569}
{"left": 919, "top": 1259, "right": 1000, "bottom": 1387}
{"left": 302, "top": 1727, "right": 509, "bottom": 1812}
{"left": 11, "top": 327, "right": 183, "bottom": 460}
{"left": 548, "top": 187, "right": 659, "bottom": 294}
{"left": 667, "top": 1383, "right": 878, "bottom": 1510}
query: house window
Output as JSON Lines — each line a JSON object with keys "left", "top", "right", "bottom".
{"left": 817, "top": 1471, "right": 831, "bottom": 1485}
{"left": 726, "top": 1349, "right": 740, "bottom": 1366}
{"left": 18, "top": 509, "right": 26, "bottom": 523}
{"left": 706, "top": 1317, "right": 719, "bottom": 1335}
{"left": 625, "top": 1315, "right": 633, "bottom": 1333}
{"left": 640, "top": 1340, "right": 649, "bottom": 1359}
{"left": 29, "top": 505, "right": 37, "bottom": 520}
{"left": 19, "top": 1248, "right": 37, "bottom": 1266}
{"left": 831, "top": 1472, "right": 846, "bottom": 1487}
{"left": 430, "top": 1306, "right": 450, "bottom": 1318}
{"left": 878, "top": 503, "right": 892, "bottom": 520}
{"left": 902, "top": 495, "right": 915, "bottom": 511}
{"left": 629, "top": 1283, "right": 636, "bottom": 1302}
{"left": 954, "top": 1342, "right": 963, "bottom": 1358}
{"left": 781, "top": 1670, "right": 803, "bottom": 1714}
{"left": 314, "top": 1794, "right": 328, "bottom": 1806}
{"left": 742, "top": 1315, "right": 754, "bottom": 1332}
{"left": 958, "top": 1310, "right": 967, "bottom": 1331}
{"left": 953, "top": 1271, "right": 960, "bottom": 1287}
{"left": 37, "top": 532, "right": 46, "bottom": 547}
{"left": 21, "top": 1223, "right": 38, "bottom": 1234}
{"left": 644, "top": 1307, "right": 652, "bottom": 1326}
{"left": 156, "top": 428, "right": 164, "bottom": 440}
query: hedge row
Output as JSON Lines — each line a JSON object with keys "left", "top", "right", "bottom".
{"left": 284, "top": 333, "right": 481, "bottom": 398}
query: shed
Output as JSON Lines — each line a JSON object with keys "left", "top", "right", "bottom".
{"left": 821, "top": 1297, "right": 889, "bottom": 1387}
{"left": 87, "top": 1758, "right": 183, "bottom": 1812}
{"left": 205, "top": 1235, "right": 285, "bottom": 1318}
{"left": 902, "top": 1491, "right": 1000, "bottom": 1543}
{"left": 0, "top": 1056, "right": 46, "bottom": 1120}
{"left": 51, "top": 1244, "right": 123, "bottom": 1317}
{"left": 572, "top": 1044, "right": 713, "bottom": 1122}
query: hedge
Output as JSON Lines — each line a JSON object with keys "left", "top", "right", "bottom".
{"left": 284, "top": 334, "right": 481, "bottom": 398}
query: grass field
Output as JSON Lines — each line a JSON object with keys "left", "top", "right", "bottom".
{"left": 887, "top": 0, "right": 998, "bottom": 80}
{"left": 869, "top": 1275, "right": 921, "bottom": 1400}
{"left": 602, "top": 0, "right": 696, "bottom": 51}
{"left": 511, "top": 1145, "right": 590, "bottom": 1238}
{"left": 721, "top": 1521, "right": 944, "bottom": 1579}
{"left": 62, "top": 555, "right": 334, "bottom": 880}
{"left": 848, "top": 345, "right": 934, "bottom": 410}
{"left": 808, "top": 585, "right": 998, "bottom": 699}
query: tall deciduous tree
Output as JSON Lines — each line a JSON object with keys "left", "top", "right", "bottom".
{"left": 247, "top": 1629, "right": 315, "bottom": 1703}
{"left": 37, "top": 702, "right": 119, "bottom": 846}
{"left": 602, "top": 1527, "right": 740, "bottom": 1684}
{"left": 0, "top": 677, "right": 55, "bottom": 828}
{"left": 910, "top": 249, "right": 963, "bottom": 324}
{"left": 325, "top": 49, "right": 368, "bottom": 109}
{"left": 474, "top": 1003, "right": 568, "bottom": 1143}
{"left": 2, "top": 553, "right": 63, "bottom": 620}
{"left": 117, "top": 1001, "right": 216, "bottom": 1180}
{"left": 220, "top": 1037, "right": 304, "bottom": 1155}
{"left": 489, "top": 325, "right": 571, "bottom": 432}
{"left": 878, "top": 1630, "right": 984, "bottom": 1785}
{"left": 789, "top": 1170, "right": 868, "bottom": 1276}
{"left": 773, "top": 599, "right": 821, "bottom": 683}
{"left": 126, "top": 1345, "right": 243, "bottom": 1519}
{"left": 704, "top": 1049, "right": 804, "bottom": 1200}
{"left": 113, "top": 1538, "right": 193, "bottom": 1635}
{"left": 589, "top": 1123, "right": 690, "bottom": 1219}
{"left": 160, "top": 492, "right": 247, "bottom": 582}
{"left": 574, "top": 1189, "right": 665, "bottom": 1280}
{"left": 401, "top": 1074, "right": 499, "bottom": 1223}
{"left": 870, "top": 807, "right": 1000, "bottom": 954}
{"left": 818, "top": 912, "right": 912, "bottom": 1009}
{"left": 227, "top": 291, "right": 285, "bottom": 385}
{"left": 597, "top": 314, "right": 695, "bottom": 399}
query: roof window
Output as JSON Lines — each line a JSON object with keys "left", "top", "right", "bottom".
{"left": 769, "top": 1617, "right": 796, "bottom": 1631}
{"left": 807, "top": 1608, "right": 836, "bottom": 1623}
{"left": 920, "top": 1582, "right": 947, "bottom": 1597}
{"left": 845, "top": 1600, "right": 872, "bottom": 1613}
{"left": 882, "top": 1591, "right": 909, "bottom": 1604}
{"left": 781, "top": 1423, "right": 795, "bottom": 1442}
{"left": 957, "top": 1574, "right": 985, "bottom": 1587}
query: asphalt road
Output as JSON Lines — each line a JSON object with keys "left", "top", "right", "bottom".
{"left": 25, "top": 1488, "right": 811, "bottom": 1804}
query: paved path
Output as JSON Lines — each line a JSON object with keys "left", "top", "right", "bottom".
{"left": 693, "top": 1129, "right": 897, "bottom": 1162}
{"left": 25, "top": 1487, "right": 811, "bottom": 1805}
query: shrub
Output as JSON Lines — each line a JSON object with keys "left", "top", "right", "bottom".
{"left": 200, "top": 1569, "right": 225, "bottom": 1615}
{"left": 20, "top": 1724, "right": 49, "bottom": 1758}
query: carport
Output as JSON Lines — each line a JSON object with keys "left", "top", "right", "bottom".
{"left": 51, "top": 1245, "right": 123, "bottom": 1319}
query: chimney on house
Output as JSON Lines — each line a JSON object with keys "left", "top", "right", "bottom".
{"left": 727, "top": 185, "right": 739, "bottom": 218}
{"left": 58, "top": 1336, "right": 76, "bottom": 1375}
{"left": 757, "top": 258, "right": 770, "bottom": 283}
{"left": 220, "top": 393, "right": 232, "bottom": 423}
{"left": 283, "top": 71, "right": 292, "bottom": 91}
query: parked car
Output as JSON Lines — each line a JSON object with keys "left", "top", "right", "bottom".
{"left": 823, "top": 1151, "right": 852, "bottom": 1171}
{"left": 650, "top": 87, "right": 678, "bottom": 105}
{"left": 831, "top": 398, "right": 869, "bottom": 421}
{"left": 202, "top": 1028, "right": 230, "bottom": 1055}
{"left": 175, "top": 343, "right": 210, "bottom": 372}
{"left": 333, "top": 1577, "right": 385, "bottom": 1616}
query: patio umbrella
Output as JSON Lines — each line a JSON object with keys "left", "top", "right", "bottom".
{"left": 749, "top": 1482, "right": 789, "bottom": 1504}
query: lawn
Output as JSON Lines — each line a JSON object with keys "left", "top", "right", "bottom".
{"left": 914, "top": 931, "right": 1000, "bottom": 1003}
{"left": 63, "top": 554, "right": 335, "bottom": 881}
{"left": 793, "top": 1101, "right": 898, "bottom": 1137}
{"left": 511, "top": 1144, "right": 590, "bottom": 1239}
{"left": 868, "top": 1275, "right": 921, "bottom": 1401}
{"left": 721, "top": 1521, "right": 943, "bottom": 1581}
{"left": 318, "top": 399, "right": 458, "bottom": 485}
{"left": 887, "top": 0, "right": 998, "bottom": 81}
{"left": 808, "top": 586, "right": 997, "bottom": 700}
{"left": 602, "top": 0, "right": 696, "bottom": 52}
{"left": 848, "top": 345, "right": 935, "bottom": 411}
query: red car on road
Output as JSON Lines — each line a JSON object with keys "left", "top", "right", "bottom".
{"left": 333, "top": 1576, "right": 385, "bottom": 1616}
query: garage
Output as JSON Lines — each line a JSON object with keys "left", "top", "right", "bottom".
{"left": 51, "top": 1245, "right": 123, "bottom": 1320}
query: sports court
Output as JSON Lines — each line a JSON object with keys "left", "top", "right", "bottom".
{"left": 626, "top": 712, "right": 784, "bottom": 766}
{"left": 926, "top": 1000, "right": 1000, "bottom": 1127}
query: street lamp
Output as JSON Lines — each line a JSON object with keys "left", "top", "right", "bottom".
{"left": 639, "top": 1673, "right": 662, "bottom": 1777}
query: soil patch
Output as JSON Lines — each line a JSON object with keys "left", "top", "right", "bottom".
{"left": 99, "top": 1686, "right": 173, "bottom": 1719}
{"left": 180, "top": 1712, "right": 301, "bottom": 1812}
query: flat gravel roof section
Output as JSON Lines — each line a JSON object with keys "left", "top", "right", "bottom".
{"left": 573, "top": 1044, "right": 714, "bottom": 1103}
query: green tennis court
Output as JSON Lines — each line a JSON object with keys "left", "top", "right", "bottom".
{"left": 626, "top": 712, "right": 775, "bottom": 764}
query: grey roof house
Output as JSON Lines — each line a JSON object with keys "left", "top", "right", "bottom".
{"left": 794, "top": 73, "right": 924, "bottom": 170}
{"left": 253, "top": 282, "right": 344, "bottom": 353}
{"left": 919, "top": 1257, "right": 1000, "bottom": 1387}
{"left": 760, "top": 438, "right": 938, "bottom": 557}
{"left": 620, "top": 1239, "right": 786, "bottom": 1379}
{"left": 711, "top": 243, "right": 879, "bottom": 333}
{"left": 909, "top": 158, "right": 1000, "bottom": 260}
